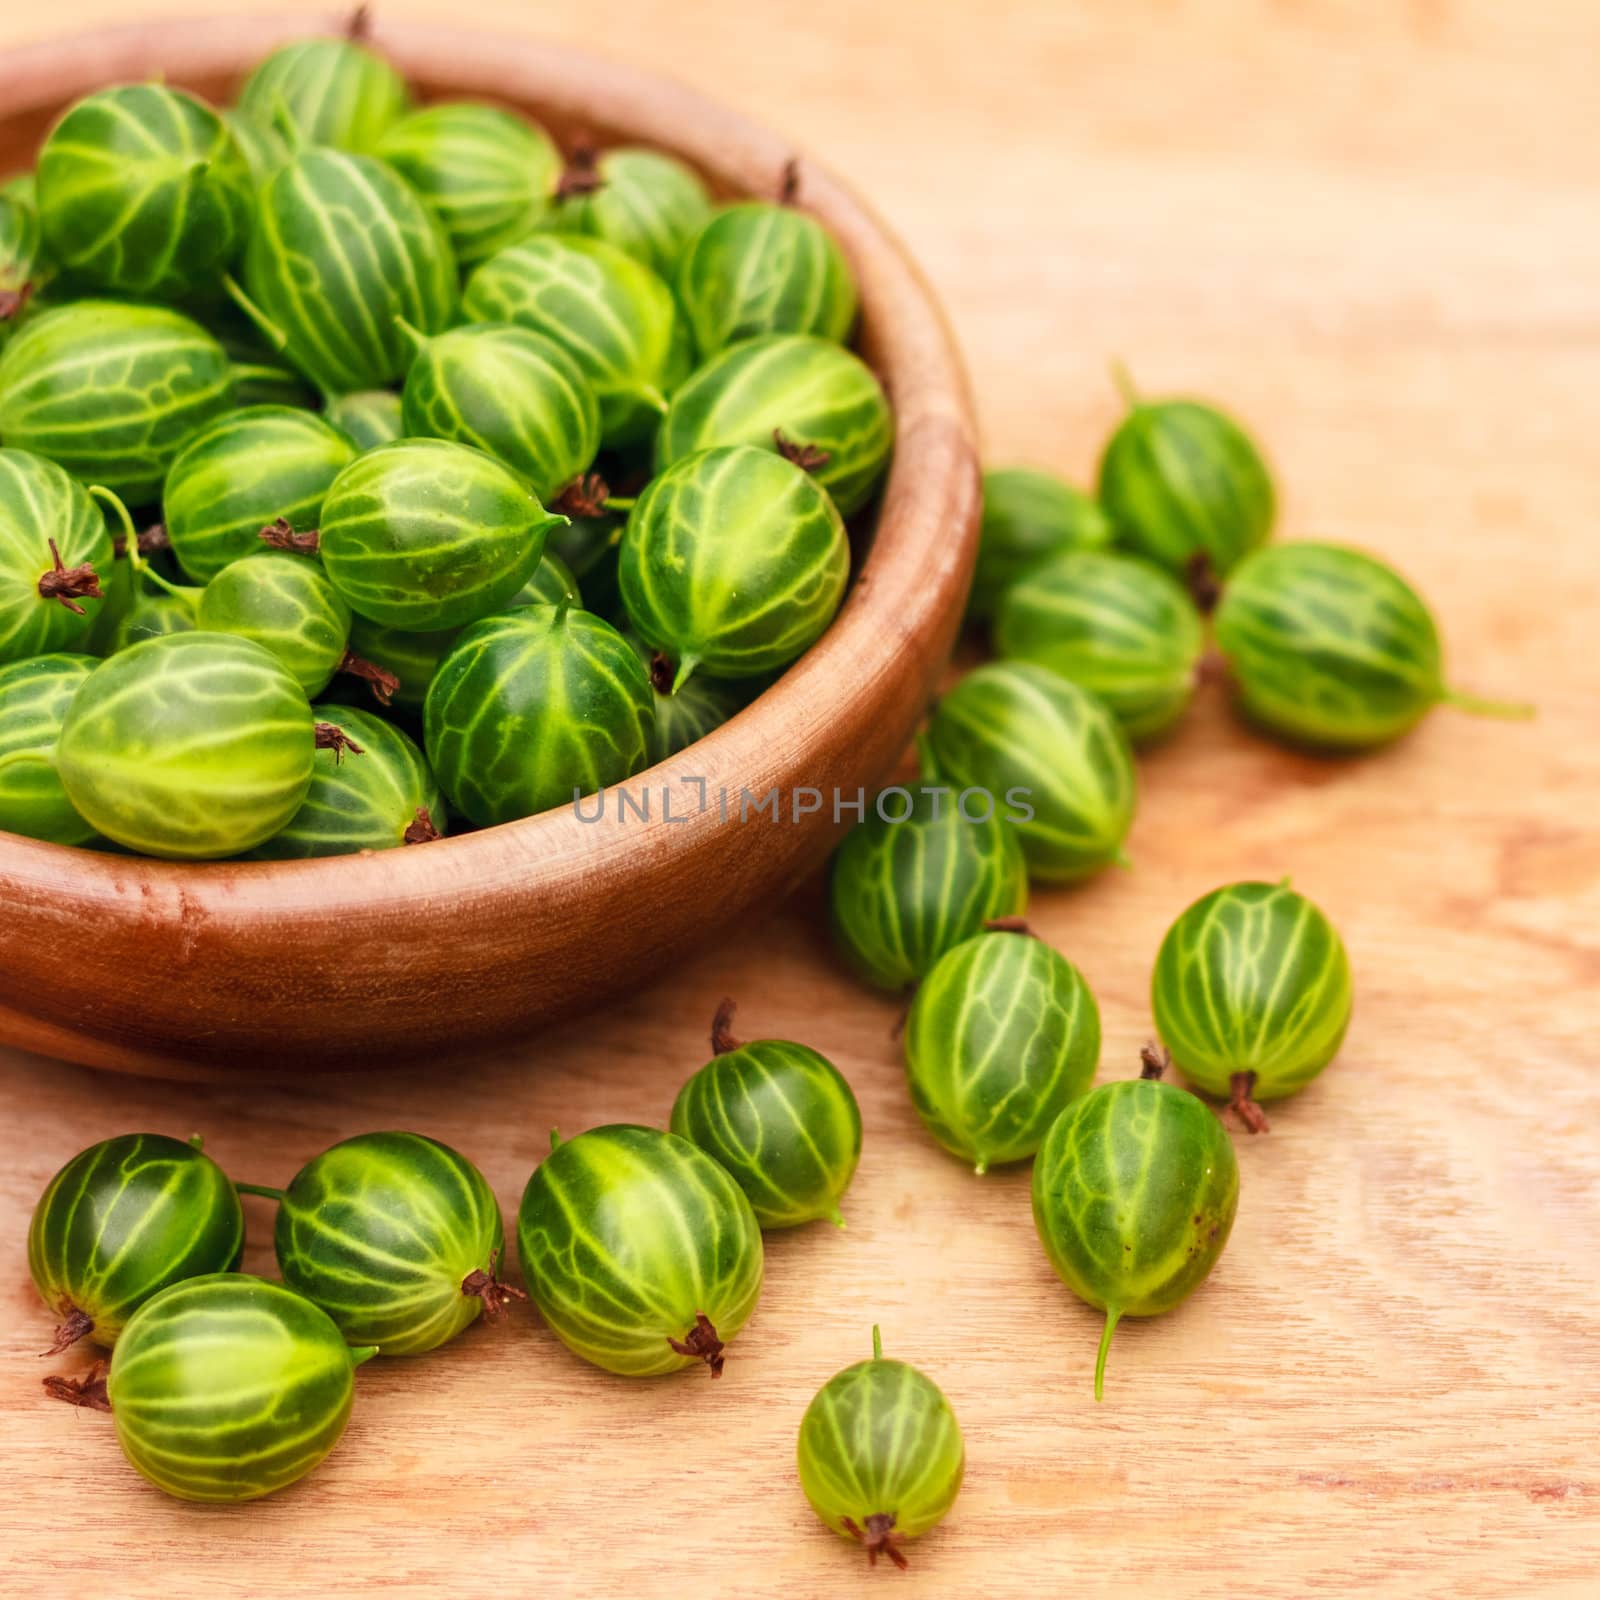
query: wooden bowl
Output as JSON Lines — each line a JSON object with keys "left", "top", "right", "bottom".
{"left": 0, "top": 14, "right": 979, "bottom": 1078}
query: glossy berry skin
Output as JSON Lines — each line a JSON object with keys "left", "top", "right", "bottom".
{"left": 197, "top": 552, "right": 352, "bottom": 695}
{"left": 252, "top": 705, "right": 443, "bottom": 858}
{"left": 162, "top": 405, "right": 355, "bottom": 583}
{"left": 28, "top": 1133, "right": 244, "bottom": 1352}
{"left": 671, "top": 1032, "right": 862, "bottom": 1228}
{"left": 1032, "top": 1073, "right": 1239, "bottom": 1399}
{"left": 905, "top": 931, "right": 1100, "bottom": 1173}
{"left": 107, "top": 1274, "right": 375, "bottom": 1503}
{"left": 656, "top": 333, "right": 894, "bottom": 518}
{"left": 969, "top": 468, "right": 1115, "bottom": 621}
{"left": 318, "top": 438, "right": 563, "bottom": 632}
{"left": 926, "top": 662, "right": 1137, "bottom": 884}
{"left": 797, "top": 1329, "right": 965, "bottom": 1569}
{"left": 236, "top": 36, "right": 411, "bottom": 154}
{"left": 400, "top": 322, "right": 601, "bottom": 502}
{"left": 541, "top": 147, "right": 712, "bottom": 277}
{"left": 1214, "top": 541, "right": 1488, "bottom": 749}
{"left": 1152, "top": 879, "right": 1353, "bottom": 1106}
{"left": 0, "top": 654, "right": 96, "bottom": 843}
{"left": 426, "top": 604, "right": 653, "bottom": 826}
{"left": 56, "top": 632, "right": 314, "bottom": 859}
{"left": 0, "top": 301, "right": 234, "bottom": 503}
{"left": 828, "top": 781, "right": 1028, "bottom": 991}
{"left": 377, "top": 103, "right": 560, "bottom": 268}
{"left": 676, "top": 202, "right": 857, "bottom": 358}
{"left": 517, "top": 1124, "right": 764, "bottom": 1378}
{"left": 463, "top": 233, "right": 689, "bottom": 446}
{"left": 1097, "top": 394, "right": 1275, "bottom": 577}
{"left": 0, "top": 447, "right": 114, "bottom": 662}
{"left": 995, "top": 549, "right": 1205, "bottom": 743}
{"left": 242, "top": 148, "right": 456, "bottom": 397}
{"left": 619, "top": 445, "right": 849, "bottom": 686}
{"left": 36, "top": 84, "right": 253, "bottom": 301}
{"left": 273, "top": 1132, "right": 509, "bottom": 1355}
{"left": 324, "top": 389, "right": 405, "bottom": 453}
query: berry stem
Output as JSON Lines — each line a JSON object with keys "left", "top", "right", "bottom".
{"left": 1110, "top": 359, "right": 1142, "bottom": 409}
{"left": 223, "top": 273, "right": 288, "bottom": 353}
{"left": 1229, "top": 1071, "right": 1271, "bottom": 1134}
{"left": 234, "top": 1182, "right": 287, "bottom": 1202}
{"left": 671, "top": 655, "right": 700, "bottom": 694}
{"left": 37, "top": 538, "right": 102, "bottom": 615}
{"left": 871, "top": 1324, "right": 883, "bottom": 1360}
{"left": 403, "top": 806, "right": 440, "bottom": 845}
{"left": 1094, "top": 1305, "right": 1122, "bottom": 1402}
{"left": 1440, "top": 687, "right": 1535, "bottom": 721}
{"left": 459, "top": 1246, "right": 528, "bottom": 1320}
{"left": 666, "top": 1310, "right": 726, "bottom": 1376}
{"left": 40, "top": 1305, "right": 94, "bottom": 1357}
{"left": 42, "top": 1360, "right": 110, "bottom": 1412}
{"left": 710, "top": 997, "right": 742, "bottom": 1055}
{"left": 338, "top": 647, "right": 399, "bottom": 705}
{"left": 1139, "top": 1042, "right": 1170, "bottom": 1081}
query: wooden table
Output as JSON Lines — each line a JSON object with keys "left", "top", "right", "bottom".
{"left": 3, "top": 3, "right": 1596, "bottom": 1595}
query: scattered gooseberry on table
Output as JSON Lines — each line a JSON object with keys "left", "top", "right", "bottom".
{"left": 968, "top": 466, "right": 1115, "bottom": 622}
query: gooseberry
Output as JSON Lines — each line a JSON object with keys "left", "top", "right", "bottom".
{"left": 968, "top": 467, "right": 1115, "bottom": 621}
{"left": 236, "top": 32, "right": 411, "bottom": 154}
{"left": 0, "top": 653, "right": 96, "bottom": 843}
{"left": 541, "top": 145, "right": 711, "bottom": 278}
{"left": 325, "top": 388, "right": 404, "bottom": 452}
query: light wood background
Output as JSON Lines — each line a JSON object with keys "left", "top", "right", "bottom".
{"left": 2, "top": 3, "right": 1597, "bottom": 1596}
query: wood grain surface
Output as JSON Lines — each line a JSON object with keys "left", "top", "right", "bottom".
{"left": 2, "top": 2, "right": 1597, "bottom": 1596}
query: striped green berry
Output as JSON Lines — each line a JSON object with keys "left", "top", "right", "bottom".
{"left": 656, "top": 333, "right": 893, "bottom": 517}
{"left": 926, "top": 662, "right": 1136, "bottom": 883}
{"left": 631, "top": 635, "right": 741, "bottom": 761}
{"left": 219, "top": 108, "right": 289, "bottom": 190}
{"left": 400, "top": 322, "right": 600, "bottom": 501}
{"left": 28, "top": 1133, "right": 243, "bottom": 1353}
{"left": 676, "top": 202, "right": 857, "bottom": 358}
{"left": 995, "top": 549, "right": 1205, "bottom": 742}
{"left": 236, "top": 35, "right": 410, "bottom": 154}
{"left": 102, "top": 585, "right": 200, "bottom": 655}
{"left": 197, "top": 551, "right": 352, "bottom": 695}
{"left": 162, "top": 405, "right": 355, "bottom": 583}
{"left": 516, "top": 1124, "right": 764, "bottom": 1378}
{"left": 670, "top": 1000, "right": 862, "bottom": 1229}
{"left": 619, "top": 445, "right": 849, "bottom": 686}
{"left": 0, "top": 191, "right": 42, "bottom": 347}
{"left": 241, "top": 148, "right": 456, "bottom": 397}
{"left": 0, "top": 301, "right": 234, "bottom": 503}
{"left": 270, "top": 1132, "right": 513, "bottom": 1355}
{"left": 56, "top": 631, "right": 314, "bottom": 858}
{"left": 251, "top": 704, "right": 443, "bottom": 857}
{"left": 1031, "top": 1052, "right": 1239, "bottom": 1399}
{"left": 0, "top": 653, "right": 96, "bottom": 843}
{"left": 905, "top": 928, "right": 1099, "bottom": 1173}
{"left": 969, "top": 468, "right": 1115, "bottom": 621}
{"left": 541, "top": 147, "right": 712, "bottom": 278}
{"left": 425, "top": 603, "right": 652, "bottom": 826}
{"left": 797, "top": 1326, "right": 964, "bottom": 1570}
{"left": 1152, "top": 878, "right": 1353, "bottom": 1128}
{"left": 319, "top": 438, "right": 563, "bottom": 631}
{"left": 463, "top": 233, "right": 689, "bottom": 445}
{"left": 324, "top": 389, "right": 404, "bottom": 452}
{"left": 377, "top": 102, "right": 560, "bottom": 268}
{"left": 36, "top": 84, "right": 252, "bottom": 301}
{"left": 1098, "top": 381, "right": 1275, "bottom": 577}
{"left": 105, "top": 1274, "right": 375, "bottom": 1502}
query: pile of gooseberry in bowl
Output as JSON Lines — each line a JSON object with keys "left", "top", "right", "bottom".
{"left": 0, "top": 15, "right": 979, "bottom": 1076}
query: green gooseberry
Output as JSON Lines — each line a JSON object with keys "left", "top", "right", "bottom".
{"left": 0, "top": 654, "right": 97, "bottom": 843}
{"left": 219, "top": 108, "right": 289, "bottom": 189}
{"left": 676, "top": 201, "right": 857, "bottom": 359}
{"left": 995, "top": 549, "right": 1205, "bottom": 743}
{"left": 926, "top": 662, "right": 1137, "bottom": 883}
{"left": 516, "top": 1123, "right": 764, "bottom": 1378}
{"left": 0, "top": 191, "right": 42, "bottom": 344}
{"left": 797, "top": 1326, "right": 965, "bottom": 1570}
{"left": 162, "top": 404, "right": 355, "bottom": 582}
{"left": 970, "top": 467, "right": 1116, "bottom": 621}
{"left": 540, "top": 146, "right": 712, "bottom": 277}
{"left": 0, "top": 447, "right": 114, "bottom": 662}
{"left": 325, "top": 389, "right": 404, "bottom": 452}
{"left": 236, "top": 34, "right": 411, "bottom": 154}
{"left": 1031, "top": 1047, "right": 1240, "bottom": 1400}
{"left": 103, "top": 584, "right": 201, "bottom": 654}
{"left": 904, "top": 926, "right": 1099, "bottom": 1173}
{"left": 1097, "top": 371, "right": 1275, "bottom": 578}
{"left": 630, "top": 635, "right": 741, "bottom": 761}
{"left": 670, "top": 999, "right": 862, "bottom": 1229}
{"left": 2, "top": 171, "right": 36, "bottom": 207}
{"left": 400, "top": 322, "right": 601, "bottom": 502}
{"left": 197, "top": 550, "right": 352, "bottom": 695}
{"left": 1213, "top": 540, "right": 1531, "bottom": 749}
{"left": 425, "top": 603, "right": 653, "bottom": 826}
{"left": 239, "top": 147, "right": 457, "bottom": 397}
{"left": 619, "top": 444, "right": 849, "bottom": 687}
{"left": 1152, "top": 878, "right": 1353, "bottom": 1131}
{"left": 36, "top": 84, "right": 253, "bottom": 301}
{"left": 101, "top": 1275, "right": 375, "bottom": 1502}
{"left": 27, "top": 1132, "right": 243, "bottom": 1354}
{"left": 0, "top": 301, "right": 234, "bottom": 503}
{"left": 828, "top": 742, "right": 1028, "bottom": 991}
{"left": 376, "top": 102, "right": 561, "bottom": 268}
{"left": 656, "top": 333, "right": 894, "bottom": 518}
{"left": 252, "top": 1132, "right": 515, "bottom": 1355}
{"left": 319, "top": 437, "right": 564, "bottom": 631}
{"left": 463, "top": 233, "right": 689, "bottom": 445}
{"left": 54, "top": 631, "right": 315, "bottom": 859}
